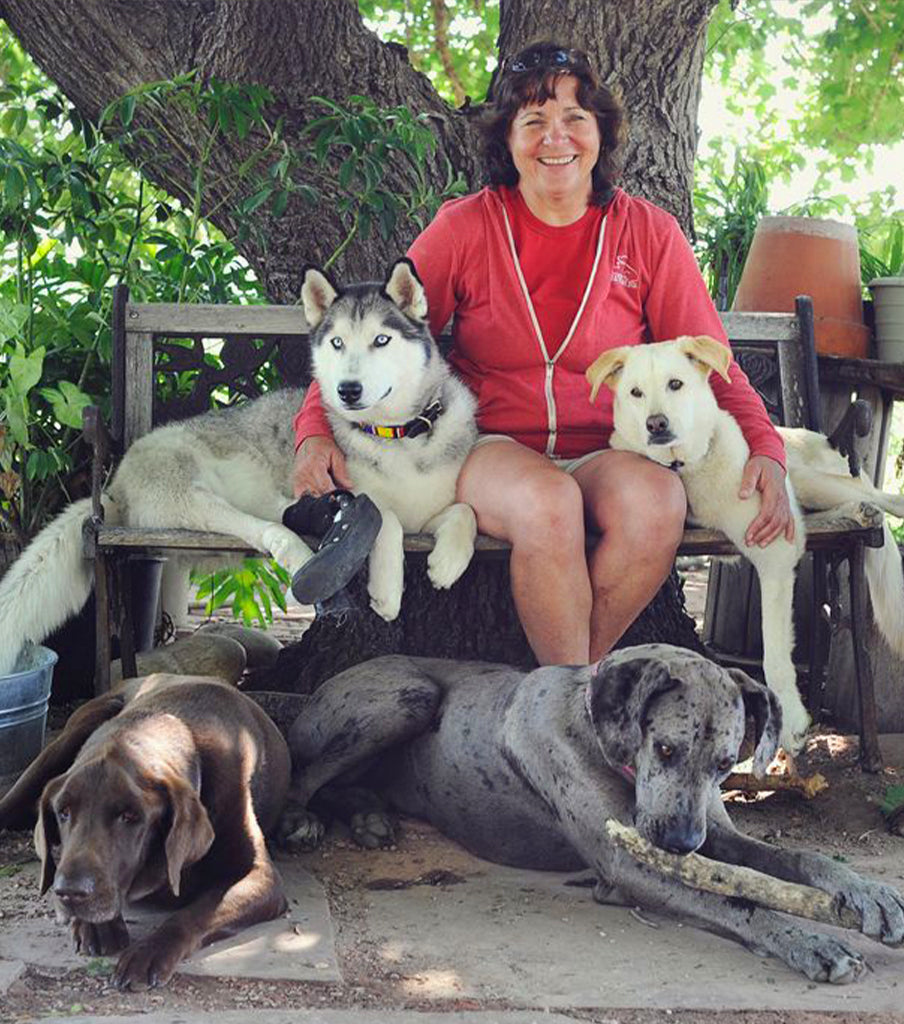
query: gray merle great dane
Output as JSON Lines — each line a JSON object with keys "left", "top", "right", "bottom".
{"left": 279, "top": 644, "right": 904, "bottom": 983}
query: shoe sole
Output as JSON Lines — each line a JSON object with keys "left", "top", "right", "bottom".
{"left": 290, "top": 495, "right": 383, "bottom": 604}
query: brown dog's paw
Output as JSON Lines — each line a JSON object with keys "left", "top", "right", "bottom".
{"left": 113, "top": 931, "right": 190, "bottom": 991}
{"left": 71, "top": 915, "right": 130, "bottom": 956}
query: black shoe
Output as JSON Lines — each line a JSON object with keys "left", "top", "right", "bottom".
{"left": 288, "top": 491, "right": 382, "bottom": 605}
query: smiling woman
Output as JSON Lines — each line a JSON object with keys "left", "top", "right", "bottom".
{"left": 291, "top": 40, "right": 788, "bottom": 669}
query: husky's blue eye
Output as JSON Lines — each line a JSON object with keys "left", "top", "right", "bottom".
{"left": 668, "top": 379, "right": 683, "bottom": 391}
{"left": 373, "top": 334, "right": 390, "bottom": 348}
{"left": 329, "top": 337, "right": 343, "bottom": 350}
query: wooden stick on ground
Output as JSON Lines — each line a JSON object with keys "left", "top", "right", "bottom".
{"left": 721, "top": 771, "right": 829, "bottom": 799}
{"left": 605, "top": 819, "right": 860, "bottom": 930}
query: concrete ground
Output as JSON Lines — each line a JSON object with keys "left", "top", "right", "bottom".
{"left": 2, "top": 754, "right": 903, "bottom": 1023}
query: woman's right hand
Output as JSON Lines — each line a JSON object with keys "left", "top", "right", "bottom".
{"left": 292, "top": 435, "right": 353, "bottom": 496}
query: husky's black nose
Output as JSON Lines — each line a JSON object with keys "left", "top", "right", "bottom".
{"left": 646, "top": 413, "right": 671, "bottom": 439}
{"left": 337, "top": 380, "right": 363, "bottom": 405}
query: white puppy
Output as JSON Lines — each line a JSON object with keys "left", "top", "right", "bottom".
{"left": 587, "top": 335, "right": 904, "bottom": 753}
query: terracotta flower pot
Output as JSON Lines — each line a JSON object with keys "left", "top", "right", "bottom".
{"left": 733, "top": 216, "right": 870, "bottom": 358}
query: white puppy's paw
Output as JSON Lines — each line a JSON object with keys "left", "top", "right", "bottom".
{"left": 779, "top": 698, "right": 812, "bottom": 755}
{"left": 262, "top": 524, "right": 314, "bottom": 574}
{"left": 427, "top": 536, "right": 473, "bottom": 589}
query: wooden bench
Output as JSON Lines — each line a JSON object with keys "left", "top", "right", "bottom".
{"left": 84, "top": 287, "right": 886, "bottom": 767}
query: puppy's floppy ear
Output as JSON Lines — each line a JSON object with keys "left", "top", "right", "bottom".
{"left": 163, "top": 775, "right": 215, "bottom": 897}
{"left": 727, "top": 667, "right": 782, "bottom": 777}
{"left": 383, "top": 257, "right": 428, "bottom": 321}
{"left": 300, "top": 264, "right": 339, "bottom": 329}
{"left": 34, "top": 776, "right": 65, "bottom": 895}
{"left": 587, "top": 656, "right": 680, "bottom": 766}
{"left": 586, "top": 346, "right": 631, "bottom": 403}
{"left": 678, "top": 335, "right": 732, "bottom": 383}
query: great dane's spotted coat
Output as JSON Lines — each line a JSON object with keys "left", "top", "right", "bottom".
{"left": 280, "top": 645, "right": 904, "bottom": 984}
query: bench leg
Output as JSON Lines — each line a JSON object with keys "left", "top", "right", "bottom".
{"left": 118, "top": 558, "right": 138, "bottom": 681}
{"left": 848, "top": 542, "right": 882, "bottom": 772}
{"left": 807, "top": 551, "right": 830, "bottom": 714}
{"left": 93, "top": 552, "right": 113, "bottom": 696}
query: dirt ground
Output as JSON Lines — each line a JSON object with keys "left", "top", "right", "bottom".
{"left": 1, "top": 723, "right": 902, "bottom": 1024}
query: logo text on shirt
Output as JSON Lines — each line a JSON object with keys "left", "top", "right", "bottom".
{"left": 611, "top": 254, "right": 639, "bottom": 289}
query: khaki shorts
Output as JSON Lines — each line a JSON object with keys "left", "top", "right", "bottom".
{"left": 473, "top": 434, "right": 609, "bottom": 475}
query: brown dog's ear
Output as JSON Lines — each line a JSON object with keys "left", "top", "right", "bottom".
{"left": 726, "top": 668, "right": 782, "bottom": 777}
{"left": 586, "top": 656, "right": 680, "bottom": 766}
{"left": 34, "top": 776, "right": 65, "bottom": 895}
{"left": 163, "top": 776, "right": 215, "bottom": 896}
{"left": 586, "top": 346, "right": 631, "bottom": 403}
{"left": 678, "top": 335, "right": 732, "bottom": 383}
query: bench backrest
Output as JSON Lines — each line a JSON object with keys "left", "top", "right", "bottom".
{"left": 111, "top": 284, "right": 820, "bottom": 453}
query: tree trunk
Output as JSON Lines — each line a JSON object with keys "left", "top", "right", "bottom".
{"left": 2, "top": 0, "right": 717, "bottom": 687}
{"left": 2, "top": 0, "right": 717, "bottom": 287}
{"left": 248, "top": 557, "right": 702, "bottom": 695}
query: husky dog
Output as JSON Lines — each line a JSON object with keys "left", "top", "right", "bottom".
{"left": 586, "top": 336, "right": 904, "bottom": 752}
{"left": 301, "top": 258, "right": 478, "bottom": 621}
{"left": 0, "top": 388, "right": 312, "bottom": 676}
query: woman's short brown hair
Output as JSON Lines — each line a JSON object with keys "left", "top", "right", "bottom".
{"left": 480, "top": 41, "right": 625, "bottom": 205}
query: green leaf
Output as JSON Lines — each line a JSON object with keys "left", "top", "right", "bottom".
{"left": 9, "top": 346, "right": 45, "bottom": 396}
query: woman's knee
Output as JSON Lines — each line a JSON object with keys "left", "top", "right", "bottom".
{"left": 598, "top": 466, "right": 687, "bottom": 549}
{"left": 506, "top": 469, "right": 585, "bottom": 547}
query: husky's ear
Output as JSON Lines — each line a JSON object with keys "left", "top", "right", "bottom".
{"left": 301, "top": 265, "right": 340, "bottom": 329}
{"left": 726, "top": 667, "right": 782, "bottom": 777}
{"left": 586, "top": 656, "right": 680, "bottom": 767}
{"left": 383, "top": 258, "right": 428, "bottom": 321}
{"left": 586, "top": 346, "right": 632, "bottom": 403}
{"left": 678, "top": 335, "right": 732, "bottom": 383}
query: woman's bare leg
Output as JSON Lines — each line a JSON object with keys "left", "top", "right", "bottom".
{"left": 456, "top": 441, "right": 591, "bottom": 664}
{"left": 572, "top": 451, "right": 687, "bottom": 661}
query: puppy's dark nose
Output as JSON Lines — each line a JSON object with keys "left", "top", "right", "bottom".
{"left": 646, "top": 413, "right": 670, "bottom": 437}
{"left": 337, "top": 380, "right": 362, "bottom": 405}
{"left": 53, "top": 874, "right": 95, "bottom": 904}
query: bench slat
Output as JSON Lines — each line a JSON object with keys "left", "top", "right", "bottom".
{"left": 94, "top": 504, "right": 885, "bottom": 561}
{"left": 126, "top": 303, "right": 310, "bottom": 335}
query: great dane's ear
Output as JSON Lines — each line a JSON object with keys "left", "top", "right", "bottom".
{"left": 383, "top": 257, "right": 428, "bottom": 321}
{"left": 677, "top": 335, "right": 732, "bottom": 383}
{"left": 587, "top": 656, "right": 680, "bottom": 766}
{"left": 34, "top": 776, "right": 65, "bottom": 895}
{"left": 163, "top": 775, "right": 215, "bottom": 897}
{"left": 586, "top": 346, "right": 632, "bottom": 403}
{"left": 727, "top": 667, "right": 782, "bottom": 777}
{"left": 300, "top": 264, "right": 340, "bottom": 328}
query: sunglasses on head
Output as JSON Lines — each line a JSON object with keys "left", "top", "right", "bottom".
{"left": 500, "top": 47, "right": 591, "bottom": 75}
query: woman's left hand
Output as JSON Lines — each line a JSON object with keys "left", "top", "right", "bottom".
{"left": 739, "top": 455, "right": 795, "bottom": 547}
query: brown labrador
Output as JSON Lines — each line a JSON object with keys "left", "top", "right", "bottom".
{"left": 0, "top": 673, "right": 291, "bottom": 990}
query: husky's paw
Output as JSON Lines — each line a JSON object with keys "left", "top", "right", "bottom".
{"left": 428, "top": 537, "right": 474, "bottom": 589}
{"left": 369, "top": 585, "right": 402, "bottom": 622}
{"left": 262, "top": 524, "right": 314, "bottom": 574}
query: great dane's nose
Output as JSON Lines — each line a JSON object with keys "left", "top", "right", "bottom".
{"left": 658, "top": 825, "right": 704, "bottom": 855}
{"left": 337, "top": 380, "right": 362, "bottom": 405}
{"left": 646, "top": 413, "right": 670, "bottom": 437}
{"left": 53, "top": 873, "right": 95, "bottom": 904}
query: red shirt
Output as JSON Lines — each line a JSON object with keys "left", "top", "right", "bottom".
{"left": 295, "top": 186, "right": 785, "bottom": 467}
